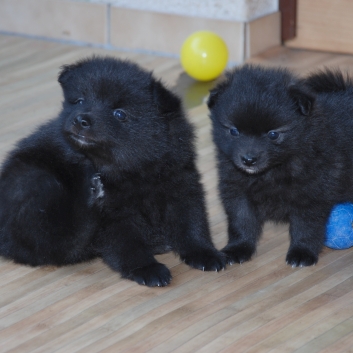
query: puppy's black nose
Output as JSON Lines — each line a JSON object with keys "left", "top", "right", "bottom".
{"left": 241, "top": 155, "right": 257, "bottom": 166}
{"left": 73, "top": 114, "right": 91, "bottom": 128}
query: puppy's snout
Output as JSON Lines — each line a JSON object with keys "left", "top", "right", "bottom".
{"left": 73, "top": 114, "right": 91, "bottom": 129}
{"left": 241, "top": 155, "right": 257, "bottom": 166}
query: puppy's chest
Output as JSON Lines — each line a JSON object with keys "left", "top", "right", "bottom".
{"left": 240, "top": 175, "right": 293, "bottom": 221}
{"left": 103, "top": 180, "right": 173, "bottom": 221}
{"left": 103, "top": 181, "right": 176, "bottom": 251}
{"left": 249, "top": 175, "right": 290, "bottom": 201}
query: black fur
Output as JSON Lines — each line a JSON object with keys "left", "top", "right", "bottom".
{"left": 208, "top": 65, "right": 353, "bottom": 267}
{"left": 304, "top": 68, "right": 350, "bottom": 93}
{"left": 0, "top": 56, "right": 225, "bottom": 286}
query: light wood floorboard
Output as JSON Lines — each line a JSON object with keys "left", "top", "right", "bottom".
{"left": 0, "top": 35, "right": 353, "bottom": 352}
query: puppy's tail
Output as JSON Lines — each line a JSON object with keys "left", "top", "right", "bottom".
{"left": 304, "top": 68, "right": 352, "bottom": 93}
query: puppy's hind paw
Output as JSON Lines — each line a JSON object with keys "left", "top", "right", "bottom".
{"left": 221, "top": 242, "right": 255, "bottom": 265}
{"left": 286, "top": 247, "right": 318, "bottom": 267}
{"left": 181, "top": 249, "right": 226, "bottom": 272}
{"left": 128, "top": 263, "right": 172, "bottom": 287}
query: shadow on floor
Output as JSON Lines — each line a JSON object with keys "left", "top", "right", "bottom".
{"left": 173, "top": 72, "right": 216, "bottom": 109}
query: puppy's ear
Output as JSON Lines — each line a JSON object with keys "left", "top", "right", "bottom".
{"left": 288, "top": 84, "right": 315, "bottom": 116}
{"left": 207, "top": 88, "right": 219, "bottom": 109}
{"left": 58, "top": 65, "right": 73, "bottom": 86}
{"left": 208, "top": 75, "right": 229, "bottom": 109}
{"left": 152, "top": 80, "right": 181, "bottom": 115}
{"left": 58, "top": 63, "right": 80, "bottom": 86}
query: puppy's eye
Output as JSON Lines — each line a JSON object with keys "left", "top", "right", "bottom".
{"left": 268, "top": 131, "right": 280, "bottom": 140}
{"left": 74, "top": 98, "right": 84, "bottom": 105}
{"left": 230, "top": 127, "right": 239, "bottom": 136}
{"left": 113, "top": 109, "right": 127, "bottom": 121}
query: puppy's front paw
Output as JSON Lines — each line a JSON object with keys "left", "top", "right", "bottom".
{"left": 221, "top": 242, "right": 255, "bottom": 265}
{"left": 128, "top": 263, "right": 172, "bottom": 287}
{"left": 89, "top": 173, "right": 104, "bottom": 205}
{"left": 181, "top": 249, "right": 226, "bottom": 272}
{"left": 286, "top": 247, "right": 318, "bottom": 267}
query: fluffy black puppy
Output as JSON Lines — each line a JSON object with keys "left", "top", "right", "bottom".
{"left": 208, "top": 65, "right": 353, "bottom": 267}
{"left": 0, "top": 56, "right": 225, "bottom": 286}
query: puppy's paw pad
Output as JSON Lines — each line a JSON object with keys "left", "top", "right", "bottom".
{"left": 221, "top": 243, "right": 255, "bottom": 265}
{"left": 181, "top": 250, "right": 226, "bottom": 272}
{"left": 286, "top": 248, "right": 318, "bottom": 267}
{"left": 129, "top": 263, "right": 171, "bottom": 287}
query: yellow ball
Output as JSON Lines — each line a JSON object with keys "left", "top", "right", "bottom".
{"left": 181, "top": 31, "right": 229, "bottom": 82}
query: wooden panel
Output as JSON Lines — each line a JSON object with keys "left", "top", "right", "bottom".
{"left": 110, "top": 7, "right": 244, "bottom": 63}
{"left": 0, "top": 0, "right": 107, "bottom": 44}
{"left": 246, "top": 11, "right": 281, "bottom": 59}
{"left": 286, "top": 0, "right": 353, "bottom": 54}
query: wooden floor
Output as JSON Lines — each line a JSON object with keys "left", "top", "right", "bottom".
{"left": 1, "top": 34, "right": 353, "bottom": 353}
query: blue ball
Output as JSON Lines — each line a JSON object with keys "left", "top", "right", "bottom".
{"left": 325, "top": 203, "right": 353, "bottom": 249}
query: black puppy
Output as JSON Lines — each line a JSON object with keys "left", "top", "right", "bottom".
{"left": 0, "top": 56, "right": 225, "bottom": 286}
{"left": 208, "top": 65, "right": 353, "bottom": 267}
